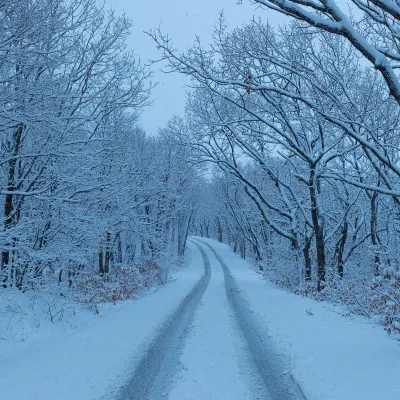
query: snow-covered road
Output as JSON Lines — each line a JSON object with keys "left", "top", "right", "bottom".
{"left": 116, "top": 238, "right": 304, "bottom": 400}
{"left": 1, "top": 238, "right": 399, "bottom": 400}
{"left": 116, "top": 242, "right": 211, "bottom": 399}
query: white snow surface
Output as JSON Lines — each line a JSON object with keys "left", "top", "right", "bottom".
{"left": 1, "top": 238, "right": 400, "bottom": 400}
{"left": 168, "top": 246, "right": 252, "bottom": 400}
{"left": 196, "top": 237, "right": 400, "bottom": 400}
{"left": 0, "top": 244, "right": 203, "bottom": 400}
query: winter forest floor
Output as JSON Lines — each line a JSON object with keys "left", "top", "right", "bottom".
{"left": 1, "top": 238, "right": 400, "bottom": 400}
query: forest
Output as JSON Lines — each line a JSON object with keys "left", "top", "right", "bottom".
{"left": 1, "top": 0, "right": 400, "bottom": 340}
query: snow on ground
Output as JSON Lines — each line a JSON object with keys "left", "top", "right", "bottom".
{"left": 0, "top": 243, "right": 203, "bottom": 400}
{"left": 168, "top": 244, "right": 252, "bottom": 400}
{"left": 197, "top": 237, "right": 400, "bottom": 400}
{"left": 2, "top": 238, "right": 400, "bottom": 400}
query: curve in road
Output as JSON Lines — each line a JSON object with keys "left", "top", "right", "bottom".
{"left": 194, "top": 238, "right": 307, "bottom": 400}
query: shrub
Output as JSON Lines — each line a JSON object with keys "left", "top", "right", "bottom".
{"left": 370, "top": 268, "right": 400, "bottom": 335}
{"left": 71, "top": 260, "right": 168, "bottom": 307}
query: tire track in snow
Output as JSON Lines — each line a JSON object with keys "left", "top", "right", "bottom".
{"left": 194, "top": 238, "right": 307, "bottom": 400}
{"left": 167, "top": 241, "right": 255, "bottom": 400}
{"left": 116, "top": 242, "right": 211, "bottom": 400}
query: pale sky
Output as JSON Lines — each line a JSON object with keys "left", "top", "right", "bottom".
{"left": 107, "top": 0, "right": 285, "bottom": 134}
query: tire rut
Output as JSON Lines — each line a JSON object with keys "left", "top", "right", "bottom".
{"left": 116, "top": 241, "right": 211, "bottom": 400}
{"left": 193, "top": 238, "right": 307, "bottom": 400}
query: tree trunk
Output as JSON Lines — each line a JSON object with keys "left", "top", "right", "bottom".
{"left": 309, "top": 165, "right": 326, "bottom": 291}
{"left": 217, "top": 218, "right": 223, "bottom": 242}
{"left": 370, "top": 192, "right": 380, "bottom": 275}
{"left": 104, "top": 232, "right": 112, "bottom": 274}
{"left": 98, "top": 249, "right": 104, "bottom": 276}
{"left": 116, "top": 233, "right": 123, "bottom": 264}
{"left": 2, "top": 123, "right": 23, "bottom": 287}
{"left": 303, "top": 233, "right": 312, "bottom": 282}
{"left": 337, "top": 219, "right": 348, "bottom": 278}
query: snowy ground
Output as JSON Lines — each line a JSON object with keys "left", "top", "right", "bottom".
{"left": 0, "top": 244, "right": 203, "bottom": 400}
{"left": 1, "top": 238, "right": 400, "bottom": 400}
{"left": 168, "top": 243, "right": 253, "bottom": 400}
{"left": 196, "top": 237, "right": 400, "bottom": 400}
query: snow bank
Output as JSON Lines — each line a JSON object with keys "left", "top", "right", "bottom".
{"left": 198, "top": 238, "right": 400, "bottom": 400}
{"left": 0, "top": 243, "right": 203, "bottom": 400}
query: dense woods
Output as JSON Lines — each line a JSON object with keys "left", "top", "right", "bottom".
{"left": 1, "top": 0, "right": 400, "bottom": 336}
{"left": 1, "top": 4, "right": 400, "bottom": 400}
{"left": 0, "top": 0, "right": 200, "bottom": 304}
{"left": 152, "top": 3, "right": 400, "bottom": 334}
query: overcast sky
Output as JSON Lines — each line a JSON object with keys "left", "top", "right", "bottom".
{"left": 107, "top": 1, "right": 285, "bottom": 134}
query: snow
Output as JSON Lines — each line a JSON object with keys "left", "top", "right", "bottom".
{"left": 168, "top": 245, "right": 252, "bottom": 400}
{"left": 0, "top": 243, "right": 203, "bottom": 400}
{"left": 1, "top": 238, "right": 400, "bottom": 400}
{"left": 197, "top": 237, "right": 400, "bottom": 400}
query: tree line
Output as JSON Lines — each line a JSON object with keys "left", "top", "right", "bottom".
{"left": 154, "top": 1, "right": 400, "bottom": 334}
{"left": 2, "top": 0, "right": 399, "bottom": 334}
{"left": 0, "top": 0, "right": 199, "bottom": 301}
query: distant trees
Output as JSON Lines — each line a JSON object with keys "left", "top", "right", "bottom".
{"left": 2, "top": 0, "right": 399, "bottom": 334}
{"left": 151, "top": 13, "right": 400, "bottom": 333}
